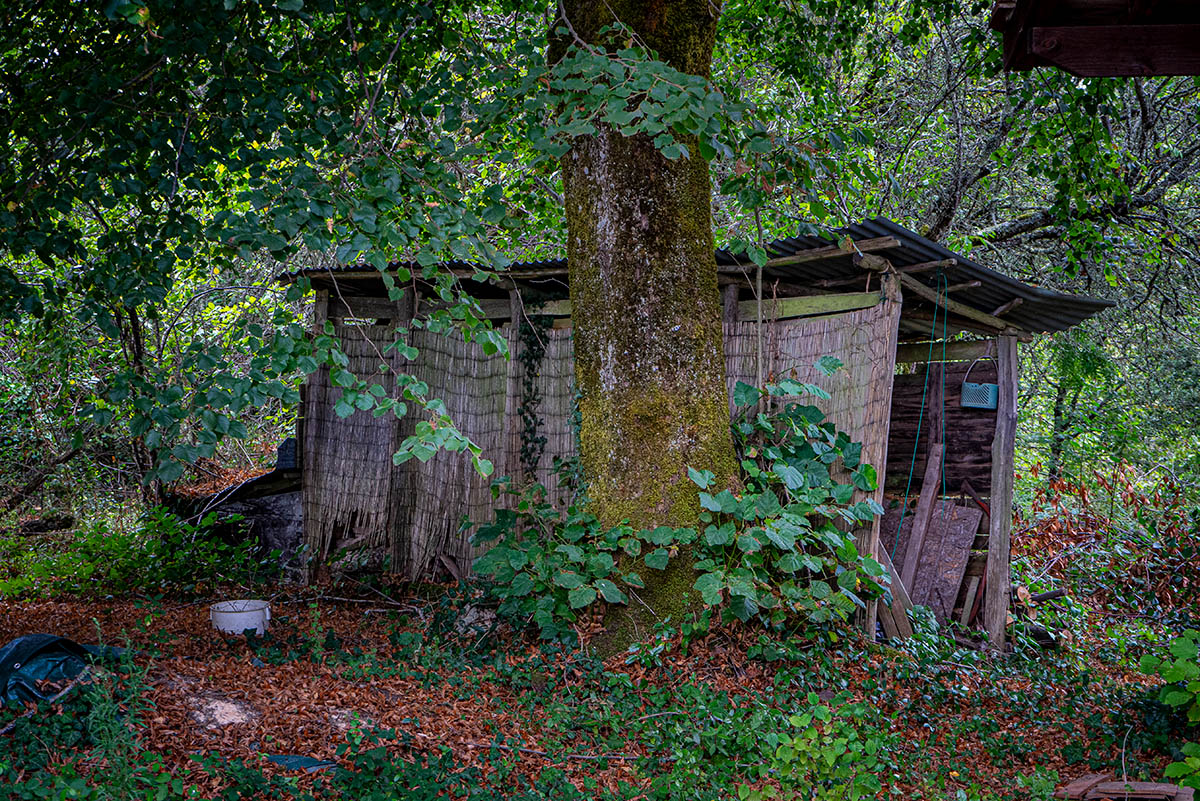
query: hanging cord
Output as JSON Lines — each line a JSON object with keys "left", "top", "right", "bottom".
{"left": 892, "top": 269, "right": 947, "bottom": 562}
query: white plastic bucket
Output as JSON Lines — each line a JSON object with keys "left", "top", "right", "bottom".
{"left": 210, "top": 599, "right": 271, "bottom": 635}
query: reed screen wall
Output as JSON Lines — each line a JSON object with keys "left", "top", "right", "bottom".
{"left": 301, "top": 294, "right": 902, "bottom": 580}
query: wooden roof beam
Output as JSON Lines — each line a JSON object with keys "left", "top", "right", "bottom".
{"left": 812, "top": 258, "right": 957, "bottom": 289}
{"left": 896, "top": 272, "right": 1025, "bottom": 336}
{"left": 719, "top": 236, "right": 901, "bottom": 273}
{"left": 992, "top": 297, "right": 1023, "bottom": 316}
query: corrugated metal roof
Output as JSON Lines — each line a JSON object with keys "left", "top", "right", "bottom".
{"left": 283, "top": 217, "right": 1115, "bottom": 334}
{"left": 724, "top": 218, "right": 1115, "bottom": 334}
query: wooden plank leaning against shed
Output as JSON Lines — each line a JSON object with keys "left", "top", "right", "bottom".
{"left": 985, "top": 335, "right": 1018, "bottom": 649}
{"left": 901, "top": 443, "right": 944, "bottom": 592}
{"left": 875, "top": 546, "right": 915, "bottom": 640}
{"left": 899, "top": 357, "right": 945, "bottom": 592}
{"left": 300, "top": 289, "right": 330, "bottom": 581}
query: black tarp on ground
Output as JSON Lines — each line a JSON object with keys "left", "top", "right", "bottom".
{"left": 0, "top": 634, "right": 120, "bottom": 705}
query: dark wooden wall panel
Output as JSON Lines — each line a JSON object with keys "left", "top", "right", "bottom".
{"left": 885, "top": 360, "right": 997, "bottom": 495}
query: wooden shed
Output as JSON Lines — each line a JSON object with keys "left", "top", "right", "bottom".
{"left": 284, "top": 218, "right": 1114, "bottom": 646}
{"left": 990, "top": 0, "right": 1200, "bottom": 77}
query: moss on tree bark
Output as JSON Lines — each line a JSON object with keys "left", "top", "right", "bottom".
{"left": 553, "top": 0, "right": 736, "bottom": 653}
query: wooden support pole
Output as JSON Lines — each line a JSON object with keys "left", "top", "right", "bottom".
{"left": 722, "top": 284, "right": 740, "bottom": 323}
{"left": 861, "top": 264, "right": 901, "bottom": 640}
{"left": 901, "top": 443, "right": 944, "bottom": 592}
{"left": 985, "top": 335, "right": 1018, "bottom": 649}
{"left": 301, "top": 290, "right": 331, "bottom": 580}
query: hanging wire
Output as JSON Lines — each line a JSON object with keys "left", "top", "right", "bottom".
{"left": 891, "top": 269, "right": 947, "bottom": 562}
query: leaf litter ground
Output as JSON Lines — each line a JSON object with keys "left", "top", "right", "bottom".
{"left": 0, "top": 583, "right": 1174, "bottom": 800}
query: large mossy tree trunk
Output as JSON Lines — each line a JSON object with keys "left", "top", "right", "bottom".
{"left": 553, "top": 0, "right": 737, "bottom": 651}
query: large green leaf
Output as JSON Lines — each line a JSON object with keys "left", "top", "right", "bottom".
{"left": 568, "top": 585, "right": 597, "bottom": 609}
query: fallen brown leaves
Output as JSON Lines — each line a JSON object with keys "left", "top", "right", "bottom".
{"left": 0, "top": 587, "right": 1171, "bottom": 798}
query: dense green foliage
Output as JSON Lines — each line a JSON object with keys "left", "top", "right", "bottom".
{"left": 5, "top": 2, "right": 1200, "bottom": 799}
{"left": 473, "top": 377, "right": 886, "bottom": 639}
{"left": 0, "top": 509, "right": 276, "bottom": 599}
{"left": 1141, "top": 631, "right": 1200, "bottom": 789}
{"left": 7, "top": 0, "right": 1196, "bottom": 515}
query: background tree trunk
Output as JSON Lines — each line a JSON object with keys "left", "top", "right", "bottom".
{"left": 554, "top": 0, "right": 737, "bottom": 650}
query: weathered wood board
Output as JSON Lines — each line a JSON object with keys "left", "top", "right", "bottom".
{"left": 880, "top": 502, "right": 984, "bottom": 623}
{"left": 886, "top": 359, "right": 998, "bottom": 493}
{"left": 874, "top": 545, "right": 914, "bottom": 641}
{"left": 1054, "top": 771, "right": 1195, "bottom": 800}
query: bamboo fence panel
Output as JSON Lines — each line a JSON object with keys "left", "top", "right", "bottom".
{"left": 302, "top": 297, "right": 901, "bottom": 581}
{"left": 725, "top": 294, "right": 902, "bottom": 551}
{"left": 302, "top": 322, "right": 404, "bottom": 567}
{"left": 398, "top": 326, "right": 512, "bottom": 577}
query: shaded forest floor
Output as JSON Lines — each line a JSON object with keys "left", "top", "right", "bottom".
{"left": 0, "top": 580, "right": 1185, "bottom": 801}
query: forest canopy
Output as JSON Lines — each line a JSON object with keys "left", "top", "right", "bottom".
{"left": 1, "top": 0, "right": 1199, "bottom": 501}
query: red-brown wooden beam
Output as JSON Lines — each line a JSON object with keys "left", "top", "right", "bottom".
{"left": 1031, "top": 24, "right": 1200, "bottom": 77}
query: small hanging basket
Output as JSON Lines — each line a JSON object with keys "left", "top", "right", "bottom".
{"left": 960, "top": 357, "right": 999, "bottom": 410}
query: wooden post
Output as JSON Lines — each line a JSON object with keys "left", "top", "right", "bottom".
{"left": 386, "top": 287, "right": 417, "bottom": 577}
{"left": 864, "top": 268, "right": 903, "bottom": 639}
{"left": 505, "top": 289, "right": 526, "bottom": 482}
{"left": 301, "top": 290, "right": 330, "bottom": 581}
{"left": 722, "top": 284, "right": 740, "bottom": 323}
{"left": 901, "top": 443, "right": 944, "bottom": 592}
{"left": 984, "top": 335, "right": 1018, "bottom": 648}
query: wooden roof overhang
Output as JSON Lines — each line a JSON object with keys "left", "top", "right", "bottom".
{"left": 713, "top": 218, "right": 1116, "bottom": 342}
{"left": 281, "top": 218, "right": 1116, "bottom": 341}
{"left": 990, "top": 0, "right": 1200, "bottom": 76}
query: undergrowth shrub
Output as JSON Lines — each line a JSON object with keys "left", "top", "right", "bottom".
{"left": 472, "top": 375, "right": 887, "bottom": 640}
{"left": 1141, "top": 629, "right": 1200, "bottom": 788}
{"left": 1016, "top": 465, "right": 1200, "bottom": 619}
{"left": 1012, "top": 463, "right": 1200, "bottom": 664}
{"left": 739, "top": 692, "right": 887, "bottom": 801}
{"left": 0, "top": 508, "right": 278, "bottom": 599}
